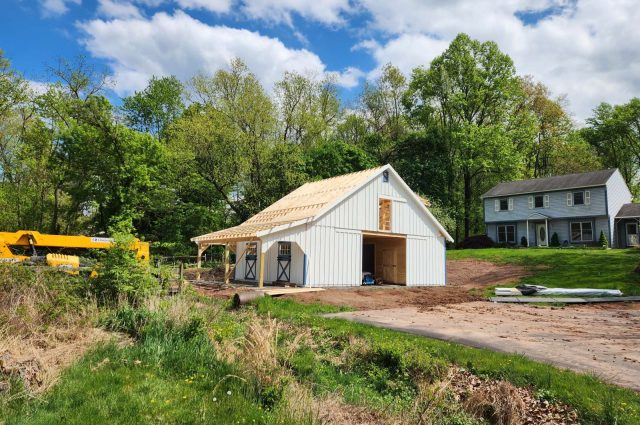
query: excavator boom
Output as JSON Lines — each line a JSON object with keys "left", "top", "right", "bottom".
{"left": 0, "top": 231, "right": 150, "bottom": 272}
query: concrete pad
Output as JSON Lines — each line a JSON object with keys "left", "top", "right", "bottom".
{"left": 326, "top": 302, "right": 640, "bottom": 391}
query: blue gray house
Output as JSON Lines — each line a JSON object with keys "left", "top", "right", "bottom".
{"left": 482, "top": 169, "right": 639, "bottom": 248}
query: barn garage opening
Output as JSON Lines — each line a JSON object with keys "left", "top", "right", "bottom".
{"left": 362, "top": 232, "right": 406, "bottom": 285}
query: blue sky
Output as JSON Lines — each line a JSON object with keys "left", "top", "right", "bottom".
{"left": 2, "top": 0, "right": 639, "bottom": 121}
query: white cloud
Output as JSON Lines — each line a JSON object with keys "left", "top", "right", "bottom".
{"left": 97, "top": 0, "right": 142, "bottom": 19}
{"left": 240, "top": 0, "right": 351, "bottom": 26}
{"left": 175, "top": 0, "right": 233, "bottom": 14}
{"left": 77, "top": 11, "right": 355, "bottom": 95}
{"left": 40, "top": 0, "right": 81, "bottom": 16}
{"left": 354, "top": 0, "right": 640, "bottom": 121}
{"left": 28, "top": 80, "right": 50, "bottom": 96}
{"left": 327, "top": 66, "right": 364, "bottom": 89}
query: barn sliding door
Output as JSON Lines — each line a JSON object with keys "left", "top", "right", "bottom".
{"left": 276, "top": 242, "right": 291, "bottom": 282}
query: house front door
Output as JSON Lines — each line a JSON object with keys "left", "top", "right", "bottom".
{"left": 536, "top": 223, "right": 548, "bottom": 247}
{"left": 627, "top": 223, "right": 639, "bottom": 246}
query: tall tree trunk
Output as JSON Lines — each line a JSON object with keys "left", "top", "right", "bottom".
{"left": 50, "top": 185, "right": 60, "bottom": 234}
{"left": 463, "top": 170, "right": 472, "bottom": 238}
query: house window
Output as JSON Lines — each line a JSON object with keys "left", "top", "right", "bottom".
{"left": 379, "top": 199, "right": 392, "bottom": 231}
{"left": 495, "top": 198, "right": 513, "bottom": 212}
{"left": 278, "top": 241, "right": 291, "bottom": 257}
{"left": 246, "top": 242, "right": 257, "bottom": 257}
{"left": 570, "top": 221, "right": 593, "bottom": 242}
{"left": 497, "top": 224, "right": 516, "bottom": 244}
{"left": 382, "top": 170, "right": 389, "bottom": 182}
{"left": 529, "top": 194, "right": 549, "bottom": 209}
{"left": 568, "top": 191, "right": 590, "bottom": 206}
{"left": 573, "top": 192, "right": 584, "bottom": 205}
{"left": 534, "top": 195, "right": 544, "bottom": 208}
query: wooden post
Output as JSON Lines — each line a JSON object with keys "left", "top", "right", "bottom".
{"left": 224, "top": 243, "right": 230, "bottom": 285}
{"left": 196, "top": 244, "right": 204, "bottom": 281}
{"left": 258, "top": 251, "right": 265, "bottom": 288}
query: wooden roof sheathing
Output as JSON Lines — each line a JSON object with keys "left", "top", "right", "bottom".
{"left": 191, "top": 166, "right": 385, "bottom": 245}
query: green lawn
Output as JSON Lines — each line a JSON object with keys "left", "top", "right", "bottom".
{"left": 258, "top": 297, "right": 640, "bottom": 425}
{"left": 4, "top": 249, "right": 640, "bottom": 425}
{"left": 448, "top": 247, "right": 640, "bottom": 295}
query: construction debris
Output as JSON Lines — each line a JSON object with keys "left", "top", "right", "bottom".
{"left": 495, "top": 285, "right": 623, "bottom": 297}
{"left": 490, "top": 296, "right": 640, "bottom": 304}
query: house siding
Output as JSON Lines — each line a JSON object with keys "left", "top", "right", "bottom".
{"left": 487, "top": 217, "right": 609, "bottom": 246}
{"left": 484, "top": 186, "right": 607, "bottom": 223}
{"left": 605, "top": 170, "right": 633, "bottom": 247}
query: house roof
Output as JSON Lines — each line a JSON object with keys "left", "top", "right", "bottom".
{"left": 481, "top": 169, "right": 618, "bottom": 198}
{"left": 192, "top": 165, "right": 453, "bottom": 245}
{"left": 616, "top": 203, "right": 640, "bottom": 218}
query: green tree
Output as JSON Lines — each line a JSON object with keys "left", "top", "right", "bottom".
{"left": 360, "top": 63, "right": 407, "bottom": 162}
{"left": 305, "top": 140, "right": 376, "bottom": 179}
{"left": 274, "top": 71, "right": 339, "bottom": 146}
{"left": 405, "top": 33, "right": 536, "bottom": 239}
{"left": 121, "top": 75, "right": 184, "bottom": 142}
{"left": 582, "top": 99, "right": 640, "bottom": 195}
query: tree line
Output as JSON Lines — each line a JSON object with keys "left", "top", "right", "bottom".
{"left": 1, "top": 33, "right": 638, "bottom": 252}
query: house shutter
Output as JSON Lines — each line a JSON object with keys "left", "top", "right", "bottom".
{"left": 585, "top": 191, "right": 591, "bottom": 205}
{"left": 508, "top": 198, "right": 514, "bottom": 211}
{"left": 528, "top": 196, "right": 533, "bottom": 209}
{"left": 566, "top": 193, "right": 573, "bottom": 206}
{"left": 544, "top": 194, "right": 550, "bottom": 208}
{"left": 495, "top": 200, "right": 499, "bottom": 212}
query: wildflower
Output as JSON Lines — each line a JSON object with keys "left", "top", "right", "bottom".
{"left": 227, "top": 390, "right": 232, "bottom": 396}
{"left": 213, "top": 397, "right": 217, "bottom": 402}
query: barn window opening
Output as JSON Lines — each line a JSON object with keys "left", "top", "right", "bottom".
{"left": 382, "top": 170, "right": 389, "bottom": 182}
{"left": 278, "top": 241, "right": 291, "bottom": 257}
{"left": 379, "top": 199, "right": 392, "bottom": 231}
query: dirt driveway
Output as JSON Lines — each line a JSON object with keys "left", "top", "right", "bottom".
{"left": 281, "top": 259, "right": 530, "bottom": 310}
{"left": 327, "top": 302, "right": 640, "bottom": 391}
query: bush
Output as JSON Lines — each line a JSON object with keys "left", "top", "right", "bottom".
{"left": 550, "top": 232, "right": 560, "bottom": 247}
{"left": 599, "top": 230, "right": 609, "bottom": 249}
{"left": 457, "top": 235, "right": 495, "bottom": 249}
{"left": 520, "top": 236, "right": 527, "bottom": 247}
{"left": 91, "top": 233, "right": 158, "bottom": 305}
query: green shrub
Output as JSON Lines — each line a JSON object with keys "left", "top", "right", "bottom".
{"left": 520, "top": 236, "right": 527, "bottom": 247}
{"left": 91, "top": 233, "right": 158, "bottom": 305}
{"left": 599, "top": 230, "right": 609, "bottom": 249}
{"left": 550, "top": 232, "right": 560, "bottom": 247}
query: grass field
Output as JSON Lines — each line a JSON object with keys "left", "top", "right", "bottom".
{"left": 3, "top": 249, "right": 640, "bottom": 424}
{"left": 449, "top": 247, "right": 640, "bottom": 295}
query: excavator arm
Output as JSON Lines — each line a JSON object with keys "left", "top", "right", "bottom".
{"left": 0, "top": 230, "right": 150, "bottom": 273}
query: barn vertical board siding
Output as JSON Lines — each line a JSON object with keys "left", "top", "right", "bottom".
{"left": 316, "top": 172, "right": 439, "bottom": 238}
{"left": 249, "top": 168, "right": 446, "bottom": 287}
{"left": 406, "top": 236, "right": 446, "bottom": 286}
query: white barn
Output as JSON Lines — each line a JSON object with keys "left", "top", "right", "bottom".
{"left": 191, "top": 165, "right": 453, "bottom": 287}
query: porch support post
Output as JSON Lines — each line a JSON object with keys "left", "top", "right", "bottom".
{"left": 224, "top": 243, "right": 230, "bottom": 285}
{"left": 196, "top": 243, "right": 205, "bottom": 281}
{"left": 526, "top": 220, "right": 529, "bottom": 247}
{"left": 258, "top": 250, "right": 265, "bottom": 288}
{"left": 545, "top": 218, "right": 549, "bottom": 246}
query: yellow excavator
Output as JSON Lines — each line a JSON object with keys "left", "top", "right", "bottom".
{"left": 0, "top": 230, "right": 149, "bottom": 275}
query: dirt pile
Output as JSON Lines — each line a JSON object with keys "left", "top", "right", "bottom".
{"left": 451, "top": 367, "right": 580, "bottom": 425}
